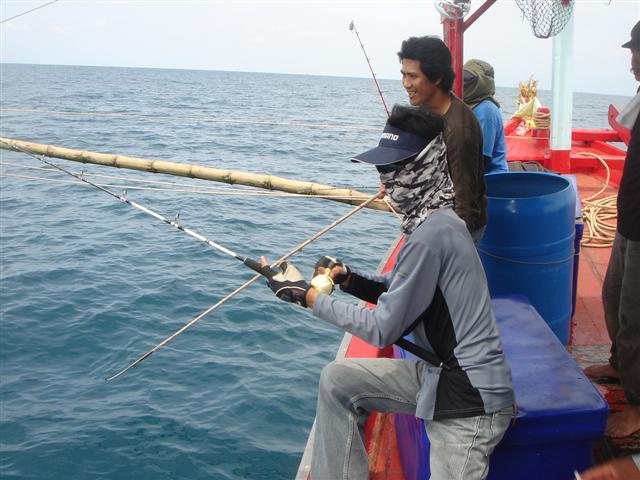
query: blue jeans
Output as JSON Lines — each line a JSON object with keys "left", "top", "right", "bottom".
{"left": 311, "top": 358, "right": 512, "bottom": 480}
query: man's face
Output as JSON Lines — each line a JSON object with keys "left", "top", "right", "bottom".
{"left": 631, "top": 48, "right": 640, "bottom": 81}
{"left": 401, "top": 58, "right": 440, "bottom": 110}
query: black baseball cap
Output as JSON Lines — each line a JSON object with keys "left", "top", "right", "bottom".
{"left": 622, "top": 21, "right": 640, "bottom": 49}
{"left": 352, "top": 123, "right": 431, "bottom": 166}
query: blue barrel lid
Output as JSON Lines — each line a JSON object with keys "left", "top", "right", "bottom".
{"left": 485, "top": 172, "right": 572, "bottom": 199}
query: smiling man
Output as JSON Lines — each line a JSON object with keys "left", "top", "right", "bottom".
{"left": 398, "top": 36, "right": 487, "bottom": 243}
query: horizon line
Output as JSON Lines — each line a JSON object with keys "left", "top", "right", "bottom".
{"left": 0, "top": 61, "right": 632, "bottom": 98}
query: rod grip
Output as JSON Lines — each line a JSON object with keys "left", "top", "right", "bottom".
{"left": 243, "top": 257, "right": 264, "bottom": 274}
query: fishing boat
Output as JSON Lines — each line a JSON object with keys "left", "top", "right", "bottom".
{"left": 294, "top": 1, "right": 636, "bottom": 479}
{"left": 0, "top": 2, "right": 635, "bottom": 479}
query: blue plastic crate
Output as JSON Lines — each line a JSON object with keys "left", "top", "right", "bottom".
{"left": 394, "top": 295, "right": 608, "bottom": 480}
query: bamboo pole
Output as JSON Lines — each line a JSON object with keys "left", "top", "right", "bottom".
{"left": 0, "top": 137, "right": 391, "bottom": 212}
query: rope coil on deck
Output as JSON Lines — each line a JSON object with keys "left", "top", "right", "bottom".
{"left": 577, "top": 152, "right": 617, "bottom": 248}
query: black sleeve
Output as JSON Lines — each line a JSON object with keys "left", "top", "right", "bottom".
{"left": 340, "top": 273, "right": 387, "bottom": 304}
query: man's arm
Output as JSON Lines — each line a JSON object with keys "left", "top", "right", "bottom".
{"left": 340, "top": 269, "right": 390, "bottom": 304}
{"left": 444, "top": 108, "right": 484, "bottom": 232}
{"left": 310, "top": 240, "right": 440, "bottom": 347}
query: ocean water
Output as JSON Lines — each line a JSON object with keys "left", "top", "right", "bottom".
{"left": 0, "top": 64, "right": 631, "bottom": 480}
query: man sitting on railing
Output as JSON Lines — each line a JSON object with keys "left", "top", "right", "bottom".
{"left": 260, "top": 105, "right": 514, "bottom": 480}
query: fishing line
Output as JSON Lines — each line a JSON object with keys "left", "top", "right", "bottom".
{"left": 0, "top": 107, "right": 379, "bottom": 132}
{"left": 0, "top": 170, "right": 379, "bottom": 199}
{"left": 349, "top": 20, "right": 390, "bottom": 118}
{"left": 1, "top": 138, "right": 381, "bottom": 380}
{"left": 0, "top": 160, "right": 380, "bottom": 196}
{"left": 1, "top": 139, "right": 266, "bottom": 274}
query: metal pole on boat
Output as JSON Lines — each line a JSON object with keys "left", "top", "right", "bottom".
{"left": 549, "top": 8, "right": 575, "bottom": 173}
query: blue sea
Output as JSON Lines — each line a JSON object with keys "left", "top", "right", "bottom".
{"left": 0, "top": 64, "right": 631, "bottom": 480}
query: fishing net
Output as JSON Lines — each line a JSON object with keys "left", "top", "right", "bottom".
{"left": 515, "top": 0, "right": 574, "bottom": 39}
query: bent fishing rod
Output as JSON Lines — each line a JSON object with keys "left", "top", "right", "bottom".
{"left": 349, "top": 20, "right": 390, "bottom": 118}
{"left": 2, "top": 140, "right": 267, "bottom": 273}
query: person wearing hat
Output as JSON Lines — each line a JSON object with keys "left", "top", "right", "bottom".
{"left": 584, "top": 20, "right": 640, "bottom": 439}
{"left": 260, "top": 105, "right": 514, "bottom": 479}
{"left": 463, "top": 59, "right": 508, "bottom": 174}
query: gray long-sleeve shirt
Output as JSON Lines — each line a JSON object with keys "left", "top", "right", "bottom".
{"left": 313, "top": 208, "right": 514, "bottom": 420}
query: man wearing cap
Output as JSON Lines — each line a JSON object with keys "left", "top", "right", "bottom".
{"left": 584, "top": 20, "right": 640, "bottom": 439}
{"left": 463, "top": 59, "right": 508, "bottom": 174}
{"left": 398, "top": 36, "right": 488, "bottom": 243}
{"left": 260, "top": 105, "right": 514, "bottom": 479}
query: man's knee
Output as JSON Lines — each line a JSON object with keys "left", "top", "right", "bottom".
{"left": 318, "top": 359, "right": 359, "bottom": 402}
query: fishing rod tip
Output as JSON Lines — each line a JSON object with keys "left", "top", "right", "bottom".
{"left": 104, "top": 370, "right": 124, "bottom": 382}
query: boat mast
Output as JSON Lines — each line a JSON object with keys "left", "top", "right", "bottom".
{"left": 440, "top": 0, "right": 497, "bottom": 97}
{"left": 549, "top": 12, "right": 575, "bottom": 173}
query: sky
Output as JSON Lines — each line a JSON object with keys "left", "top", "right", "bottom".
{"left": 1, "top": 0, "right": 639, "bottom": 96}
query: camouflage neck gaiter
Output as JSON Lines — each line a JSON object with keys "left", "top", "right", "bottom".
{"left": 379, "top": 133, "right": 455, "bottom": 235}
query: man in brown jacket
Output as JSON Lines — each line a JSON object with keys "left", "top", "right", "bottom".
{"left": 398, "top": 36, "right": 487, "bottom": 243}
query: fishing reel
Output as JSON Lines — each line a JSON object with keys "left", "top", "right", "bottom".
{"left": 310, "top": 268, "right": 335, "bottom": 296}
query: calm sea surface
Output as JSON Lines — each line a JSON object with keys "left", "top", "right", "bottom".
{"left": 0, "top": 64, "right": 631, "bottom": 479}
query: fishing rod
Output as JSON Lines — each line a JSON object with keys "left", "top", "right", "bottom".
{"left": 349, "top": 20, "right": 390, "bottom": 118}
{"left": 105, "top": 192, "right": 380, "bottom": 381}
{"left": 1, "top": 138, "right": 380, "bottom": 379}
{"left": 0, "top": 140, "right": 266, "bottom": 274}
{"left": 0, "top": 0, "right": 59, "bottom": 24}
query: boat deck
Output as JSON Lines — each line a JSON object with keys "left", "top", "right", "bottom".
{"left": 571, "top": 171, "right": 614, "bottom": 347}
{"left": 566, "top": 172, "right": 640, "bottom": 463}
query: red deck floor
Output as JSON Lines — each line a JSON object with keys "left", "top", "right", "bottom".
{"left": 570, "top": 171, "right": 616, "bottom": 347}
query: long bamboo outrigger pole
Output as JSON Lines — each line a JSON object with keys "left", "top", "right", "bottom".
{"left": 0, "top": 137, "right": 391, "bottom": 212}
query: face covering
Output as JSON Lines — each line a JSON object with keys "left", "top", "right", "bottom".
{"left": 379, "top": 133, "right": 455, "bottom": 234}
{"left": 463, "top": 59, "right": 500, "bottom": 109}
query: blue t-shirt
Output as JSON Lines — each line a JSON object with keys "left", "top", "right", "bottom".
{"left": 473, "top": 99, "right": 508, "bottom": 174}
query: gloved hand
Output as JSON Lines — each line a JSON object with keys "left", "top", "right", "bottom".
{"left": 261, "top": 261, "right": 310, "bottom": 307}
{"left": 314, "top": 256, "right": 350, "bottom": 285}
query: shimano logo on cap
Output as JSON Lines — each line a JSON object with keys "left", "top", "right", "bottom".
{"left": 381, "top": 133, "right": 399, "bottom": 141}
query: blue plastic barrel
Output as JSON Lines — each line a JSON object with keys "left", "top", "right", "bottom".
{"left": 478, "top": 173, "right": 576, "bottom": 344}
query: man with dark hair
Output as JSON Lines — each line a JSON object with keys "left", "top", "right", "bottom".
{"left": 584, "top": 20, "right": 640, "bottom": 439}
{"left": 398, "top": 36, "right": 487, "bottom": 243}
{"left": 260, "top": 105, "right": 514, "bottom": 479}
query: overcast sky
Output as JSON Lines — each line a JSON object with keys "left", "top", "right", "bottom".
{"left": 1, "top": 0, "right": 638, "bottom": 96}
